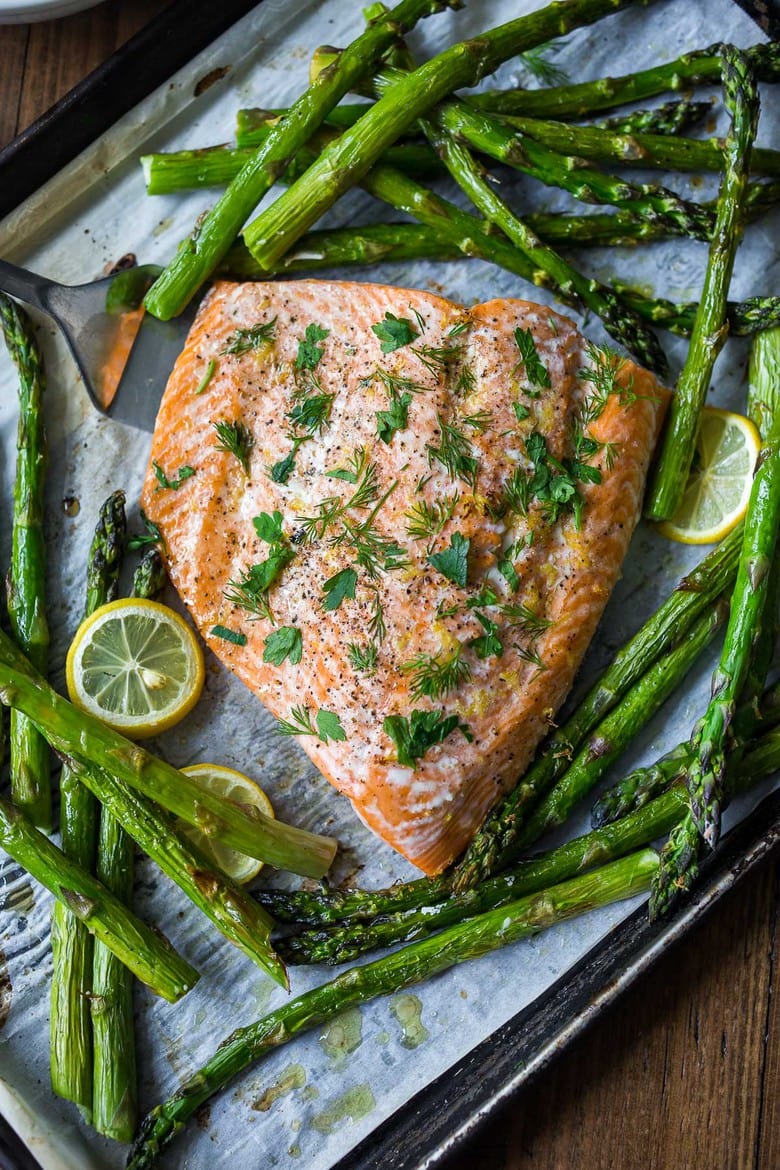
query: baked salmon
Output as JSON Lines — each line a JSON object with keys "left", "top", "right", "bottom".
{"left": 142, "top": 280, "right": 667, "bottom": 874}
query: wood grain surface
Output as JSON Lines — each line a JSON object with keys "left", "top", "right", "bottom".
{"left": 0, "top": 4, "right": 778, "bottom": 1169}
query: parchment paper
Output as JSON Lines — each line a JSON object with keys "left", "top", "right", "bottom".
{"left": 1, "top": 1, "right": 778, "bottom": 1167}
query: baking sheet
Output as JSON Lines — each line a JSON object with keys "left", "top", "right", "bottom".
{"left": 0, "top": 1, "right": 779, "bottom": 1168}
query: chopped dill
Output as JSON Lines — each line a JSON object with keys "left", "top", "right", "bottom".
{"left": 401, "top": 646, "right": 471, "bottom": 701}
{"left": 347, "top": 642, "right": 378, "bottom": 674}
{"left": 427, "top": 414, "right": 479, "bottom": 488}
{"left": 213, "top": 419, "right": 254, "bottom": 473}
{"left": 221, "top": 317, "right": 277, "bottom": 355}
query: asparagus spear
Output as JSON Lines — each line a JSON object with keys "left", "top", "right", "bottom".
{"left": 646, "top": 48, "right": 760, "bottom": 520}
{"left": 592, "top": 677, "right": 780, "bottom": 828}
{"left": 242, "top": 0, "right": 657, "bottom": 268}
{"left": 51, "top": 491, "right": 126, "bottom": 1119}
{"left": 0, "top": 293, "right": 51, "bottom": 830}
{"left": 143, "top": 0, "right": 457, "bottom": 319}
{"left": 471, "top": 41, "right": 780, "bottom": 119}
{"left": 0, "top": 627, "right": 337, "bottom": 877}
{"left": 92, "top": 534, "right": 166, "bottom": 1140}
{"left": 506, "top": 600, "right": 728, "bottom": 854}
{"left": 422, "top": 117, "right": 668, "bottom": 372}
{"left": 0, "top": 796, "right": 196, "bottom": 1001}
{"left": 312, "top": 52, "right": 715, "bottom": 242}
{"left": 686, "top": 336, "right": 780, "bottom": 846}
{"left": 128, "top": 849, "right": 659, "bottom": 1169}
{"left": 596, "top": 97, "right": 713, "bottom": 135}
{"left": 451, "top": 525, "right": 742, "bottom": 892}
{"left": 652, "top": 327, "right": 780, "bottom": 916}
{"left": 131, "top": 547, "right": 167, "bottom": 601}
{"left": 61, "top": 754, "right": 288, "bottom": 989}
{"left": 499, "top": 113, "right": 780, "bottom": 177}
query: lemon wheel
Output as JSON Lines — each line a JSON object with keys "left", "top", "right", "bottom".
{"left": 656, "top": 408, "right": 760, "bottom": 545}
{"left": 180, "top": 764, "right": 274, "bottom": 884}
{"left": 65, "top": 598, "right": 205, "bottom": 739}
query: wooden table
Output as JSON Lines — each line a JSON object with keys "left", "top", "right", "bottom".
{"left": 0, "top": 5, "right": 778, "bottom": 1169}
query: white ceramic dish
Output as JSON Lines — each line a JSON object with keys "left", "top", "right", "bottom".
{"left": 0, "top": 0, "right": 104, "bottom": 25}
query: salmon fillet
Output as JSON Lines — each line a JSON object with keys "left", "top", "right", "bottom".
{"left": 142, "top": 279, "right": 667, "bottom": 874}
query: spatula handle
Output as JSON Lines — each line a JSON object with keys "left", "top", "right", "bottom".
{"left": 0, "top": 259, "right": 57, "bottom": 314}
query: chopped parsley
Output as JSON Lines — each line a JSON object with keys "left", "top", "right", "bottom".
{"left": 347, "top": 642, "right": 378, "bottom": 674}
{"left": 277, "top": 705, "right": 347, "bottom": 743}
{"left": 401, "top": 646, "right": 471, "bottom": 701}
{"left": 224, "top": 514, "right": 294, "bottom": 621}
{"left": 371, "top": 311, "right": 419, "bottom": 354}
{"left": 470, "top": 610, "right": 503, "bottom": 659}
{"left": 498, "top": 558, "right": 520, "bottom": 591}
{"left": 153, "top": 462, "right": 195, "bottom": 491}
{"left": 295, "top": 322, "right": 329, "bottom": 370}
{"left": 512, "top": 402, "right": 531, "bottom": 422}
{"left": 221, "top": 317, "right": 277, "bottom": 355}
{"left": 322, "top": 567, "right": 358, "bottom": 612}
{"left": 383, "top": 709, "right": 473, "bottom": 768}
{"left": 269, "top": 442, "right": 302, "bottom": 485}
{"left": 513, "top": 327, "right": 551, "bottom": 390}
{"left": 210, "top": 624, "right": 247, "bottom": 646}
{"left": 263, "top": 625, "right": 302, "bottom": 665}
{"left": 213, "top": 419, "right": 254, "bottom": 474}
{"left": 376, "top": 389, "right": 412, "bottom": 444}
{"left": 427, "top": 532, "right": 469, "bottom": 588}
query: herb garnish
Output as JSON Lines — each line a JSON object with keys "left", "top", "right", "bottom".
{"left": 347, "top": 642, "right": 378, "bottom": 674}
{"left": 128, "top": 510, "right": 163, "bottom": 550}
{"left": 401, "top": 646, "right": 471, "bottom": 701}
{"left": 383, "top": 709, "right": 473, "bottom": 768}
{"left": 210, "top": 624, "right": 247, "bottom": 646}
{"left": 263, "top": 625, "right": 303, "bottom": 665}
{"left": 322, "top": 567, "right": 358, "bottom": 612}
{"left": 221, "top": 318, "right": 277, "bottom": 355}
{"left": 376, "top": 389, "right": 412, "bottom": 443}
{"left": 224, "top": 511, "right": 294, "bottom": 621}
{"left": 427, "top": 532, "right": 469, "bottom": 588}
{"left": 153, "top": 462, "right": 195, "bottom": 491}
{"left": 404, "top": 492, "right": 460, "bottom": 554}
{"left": 513, "top": 327, "right": 551, "bottom": 390}
{"left": 270, "top": 444, "right": 301, "bottom": 485}
{"left": 371, "top": 311, "right": 419, "bottom": 353}
{"left": 277, "top": 705, "right": 347, "bottom": 743}
{"left": 295, "top": 322, "right": 329, "bottom": 370}
{"left": 195, "top": 359, "right": 216, "bottom": 396}
{"left": 512, "top": 402, "right": 531, "bottom": 422}
{"left": 427, "top": 414, "right": 479, "bottom": 488}
{"left": 213, "top": 420, "right": 254, "bottom": 474}
{"left": 287, "top": 390, "right": 334, "bottom": 436}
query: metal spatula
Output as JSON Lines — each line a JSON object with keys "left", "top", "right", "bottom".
{"left": 0, "top": 259, "right": 200, "bottom": 432}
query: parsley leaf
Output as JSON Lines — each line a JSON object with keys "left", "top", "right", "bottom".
{"left": 514, "top": 327, "right": 551, "bottom": 390}
{"left": 270, "top": 447, "right": 299, "bottom": 484}
{"left": 322, "top": 567, "right": 358, "bottom": 612}
{"left": 383, "top": 709, "right": 473, "bottom": 768}
{"left": 254, "top": 511, "right": 285, "bottom": 543}
{"left": 295, "top": 323, "right": 330, "bottom": 370}
{"left": 371, "top": 311, "right": 419, "bottom": 354}
{"left": 153, "top": 462, "right": 195, "bottom": 491}
{"left": 316, "top": 709, "right": 347, "bottom": 743}
{"left": 512, "top": 402, "right": 531, "bottom": 422}
{"left": 498, "top": 558, "right": 520, "bottom": 591}
{"left": 263, "top": 625, "right": 303, "bottom": 665}
{"left": 210, "top": 624, "right": 247, "bottom": 646}
{"left": 427, "top": 532, "right": 469, "bottom": 588}
{"left": 470, "top": 611, "right": 503, "bottom": 659}
{"left": 376, "top": 390, "right": 412, "bottom": 443}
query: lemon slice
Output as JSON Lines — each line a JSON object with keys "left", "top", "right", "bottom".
{"left": 180, "top": 764, "right": 274, "bottom": 884}
{"left": 656, "top": 407, "right": 760, "bottom": 544}
{"left": 66, "top": 598, "right": 205, "bottom": 739}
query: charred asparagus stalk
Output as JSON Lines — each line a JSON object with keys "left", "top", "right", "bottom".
{"left": 51, "top": 491, "right": 126, "bottom": 1120}
{"left": 646, "top": 48, "right": 760, "bottom": 519}
{"left": 0, "top": 627, "right": 337, "bottom": 879}
{"left": 0, "top": 796, "right": 196, "bottom": 1001}
{"left": 0, "top": 293, "right": 51, "bottom": 830}
{"left": 242, "top": 0, "right": 659, "bottom": 268}
{"left": 128, "top": 850, "right": 659, "bottom": 1169}
{"left": 143, "top": 0, "right": 458, "bottom": 319}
